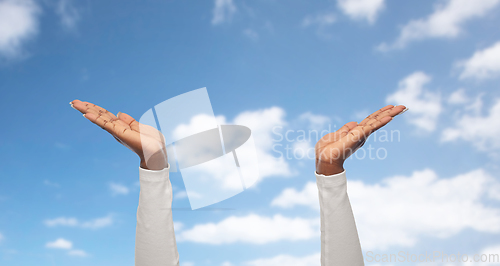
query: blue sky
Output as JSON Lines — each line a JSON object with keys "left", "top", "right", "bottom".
{"left": 1, "top": 0, "right": 500, "bottom": 265}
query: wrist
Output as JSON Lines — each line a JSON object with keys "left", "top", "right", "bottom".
{"left": 316, "top": 160, "right": 345, "bottom": 176}
{"left": 140, "top": 158, "right": 168, "bottom": 171}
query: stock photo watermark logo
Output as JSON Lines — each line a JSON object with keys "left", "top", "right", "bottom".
{"left": 139, "top": 88, "right": 260, "bottom": 210}
{"left": 271, "top": 125, "right": 401, "bottom": 161}
{"left": 365, "top": 250, "right": 500, "bottom": 264}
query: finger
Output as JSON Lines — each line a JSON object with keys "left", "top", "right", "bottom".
{"left": 367, "top": 116, "right": 393, "bottom": 133}
{"left": 362, "top": 105, "right": 406, "bottom": 128}
{"left": 84, "top": 112, "right": 140, "bottom": 144}
{"left": 71, "top": 100, "right": 107, "bottom": 119}
{"left": 390, "top": 105, "right": 407, "bottom": 116}
{"left": 72, "top": 101, "right": 124, "bottom": 131}
{"left": 82, "top": 101, "right": 119, "bottom": 123}
{"left": 358, "top": 105, "right": 394, "bottom": 126}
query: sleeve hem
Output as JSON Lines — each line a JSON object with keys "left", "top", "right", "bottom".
{"left": 139, "top": 164, "right": 170, "bottom": 182}
{"left": 315, "top": 169, "right": 347, "bottom": 186}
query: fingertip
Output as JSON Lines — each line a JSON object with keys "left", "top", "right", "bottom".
{"left": 396, "top": 105, "right": 408, "bottom": 115}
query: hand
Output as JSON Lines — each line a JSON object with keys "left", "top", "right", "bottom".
{"left": 315, "top": 105, "right": 407, "bottom": 175}
{"left": 70, "top": 100, "right": 168, "bottom": 170}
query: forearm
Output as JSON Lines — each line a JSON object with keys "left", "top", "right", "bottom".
{"left": 136, "top": 165, "right": 179, "bottom": 266}
{"left": 316, "top": 170, "right": 364, "bottom": 266}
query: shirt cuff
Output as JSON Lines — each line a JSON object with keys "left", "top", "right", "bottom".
{"left": 139, "top": 164, "right": 170, "bottom": 182}
{"left": 315, "top": 169, "right": 347, "bottom": 186}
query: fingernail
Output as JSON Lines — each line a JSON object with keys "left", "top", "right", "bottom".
{"left": 83, "top": 114, "right": 86, "bottom": 118}
{"left": 117, "top": 112, "right": 122, "bottom": 117}
{"left": 69, "top": 101, "right": 73, "bottom": 104}
{"left": 399, "top": 107, "right": 409, "bottom": 115}
{"left": 70, "top": 104, "right": 77, "bottom": 110}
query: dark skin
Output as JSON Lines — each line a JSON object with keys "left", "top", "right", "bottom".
{"left": 70, "top": 100, "right": 406, "bottom": 174}
{"left": 70, "top": 99, "right": 168, "bottom": 170}
{"left": 315, "top": 104, "right": 407, "bottom": 175}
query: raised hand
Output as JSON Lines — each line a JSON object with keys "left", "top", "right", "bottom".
{"left": 70, "top": 100, "right": 168, "bottom": 170}
{"left": 315, "top": 105, "right": 407, "bottom": 175}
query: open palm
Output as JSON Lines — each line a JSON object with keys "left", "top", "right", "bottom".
{"left": 70, "top": 100, "right": 168, "bottom": 170}
{"left": 315, "top": 105, "right": 407, "bottom": 175}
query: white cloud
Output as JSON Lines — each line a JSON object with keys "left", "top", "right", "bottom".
{"left": 272, "top": 182, "right": 319, "bottom": 209}
{"left": 448, "top": 88, "right": 469, "bottom": 105}
{"left": 272, "top": 168, "right": 500, "bottom": 250}
{"left": 68, "top": 249, "right": 88, "bottom": 257}
{"left": 457, "top": 41, "right": 500, "bottom": 80}
{"left": 181, "top": 262, "right": 195, "bottom": 266}
{"left": 378, "top": 0, "right": 500, "bottom": 51}
{"left": 243, "top": 28, "right": 258, "bottom": 41}
{"left": 337, "top": 0, "right": 385, "bottom": 24}
{"left": 292, "top": 141, "right": 315, "bottom": 160}
{"left": 46, "top": 238, "right": 73, "bottom": 249}
{"left": 244, "top": 252, "right": 320, "bottom": 266}
{"left": 0, "top": 0, "right": 40, "bottom": 59}
{"left": 212, "top": 0, "right": 236, "bottom": 25}
{"left": 425, "top": 244, "right": 500, "bottom": 266}
{"left": 350, "top": 169, "right": 500, "bottom": 250}
{"left": 177, "top": 214, "right": 319, "bottom": 244}
{"left": 233, "top": 107, "right": 293, "bottom": 179}
{"left": 56, "top": 0, "right": 80, "bottom": 30}
{"left": 109, "top": 182, "right": 129, "bottom": 196}
{"left": 0, "top": 232, "right": 4, "bottom": 242}
{"left": 44, "top": 214, "right": 113, "bottom": 229}
{"left": 173, "top": 221, "right": 184, "bottom": 232}
{"left": 174, "top": 190, "right": 188, "bottom": 200}
{"left": 80, "top": 215, "right": 113, "bottom": 229}
{"left": 442, "top": 98, "right": 500, "bottom": 151}
{"left": 174, "top": 107, "right": 293, "bottom": 182}
{"left": 471, "top": 244, "right": 500, "bottom": 265}
{"left": 45, "top": 217, "right": 79, "bottom": 227}
{"left": 386, "top": 72, "right": 442, "bottom": 131}
{"left": 298, "top": 112, "right": 331, "bottom": 131}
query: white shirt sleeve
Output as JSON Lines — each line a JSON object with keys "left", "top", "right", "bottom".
{"left": 136, "top": 165, "right": 179, "bottom": 266}
{"left": 316, "top": 170, "right": 364, "bottom": 266}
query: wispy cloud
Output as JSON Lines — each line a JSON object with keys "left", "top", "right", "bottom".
{"left": 44, "top": 214, "right": 114, "bottom": 229}
{"left": 378, "top": 0, "right": 500, "bottom": 51}
{"left": 68, "top": 249, "right": 88, "bottom": 257}
{"left": 243, "top": 28, "right": 258, "bottom": 41}
{"left": 109, "top": 182, "right": 129, "bottom": 196}
{"left": 56, "top": 0, "right": 80, "bottom": 30}
{"left": 386, "top": 71, "right": 442, "bottom": 132}
{"left": 243, "top": 252, "right": 320, "bottom": 266}
{"left": 0, "top": 0, "right": 40, "bottom": 59}
{"left": 337, "top": 0, "right": 385, "bottom": 24}
{"left": 45, "top": 238, "right": 89, "bottom": 257}
{"left": 302, "top": 12, "right": 336, "bottom": 38}
{"left": 45, "top": 238, "right": 72, "bottom": 249}
{"left": 456, "top": 41, "right": 500, "bottom": 81}
{"left": 212, "top": 0, "right": 236, "bottom": 25}
{"left": 442, "top": 98, "right": 500, "bottom": 152}
{"left": 302, "top": 12, "right": 336, "bottom": 28}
